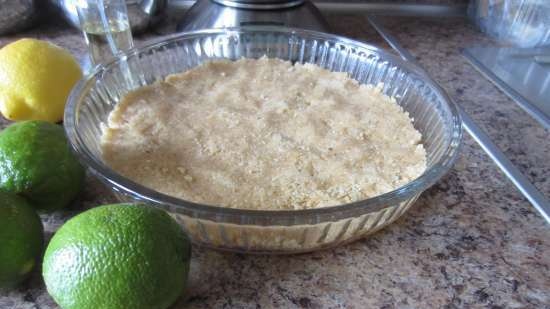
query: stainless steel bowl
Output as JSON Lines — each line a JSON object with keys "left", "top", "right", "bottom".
{"left": 65, "top": 27, "right": 462, "bottom": 254}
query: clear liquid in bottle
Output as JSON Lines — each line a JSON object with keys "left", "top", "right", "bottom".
{"left": 82, "top": 19, "right": 133, "bottom": 65}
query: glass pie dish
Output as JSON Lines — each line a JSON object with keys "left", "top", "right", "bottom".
{"left": 65, "top": 27, "right": 462, "bottom": 254}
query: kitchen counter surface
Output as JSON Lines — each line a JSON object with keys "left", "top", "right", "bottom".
{"left": 0, "top": 13, "right": 549, "bottom": 309}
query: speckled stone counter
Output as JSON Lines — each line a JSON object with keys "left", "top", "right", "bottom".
{"left": 0, "top": 13, "right": 549, "bottom": 309}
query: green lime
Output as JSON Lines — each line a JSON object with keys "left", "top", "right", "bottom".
{"left": 0, "top": 120, "right": 85, "bottom": 211}
{"left": 43, "top": 203, "right": 191, "bottom": 309}
{"left": 0, "top": 190, "right": 44, "bottom": 288}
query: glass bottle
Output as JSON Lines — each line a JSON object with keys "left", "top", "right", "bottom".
{"left": 75, "top": 0, "right": 134, "bottom": 65}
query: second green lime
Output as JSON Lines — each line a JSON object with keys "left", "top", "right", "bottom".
{"left": 43, "top": 203, "right": 191, "bottom": 309}
{"left": 0, "top": 120, "right": 85, "bottom": 211}
{"left": 0, "top": 190, "right": 44, "bottom": 288}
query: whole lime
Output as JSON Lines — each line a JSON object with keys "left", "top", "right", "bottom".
{"left": 0, "top": 190, "right": 44, "bottom": 288}
{"left": 43, "top": 204, "right": 191, "bottom": 309}
{"left": 0, "top": 120, "right": 85, "bottom": 211}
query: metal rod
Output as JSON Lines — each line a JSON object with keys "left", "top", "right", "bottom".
{"left": 367, "top": 16, "right": 550, "bottom": 223}
{"left": 460, "top": 111, "right": 550, "bottom": 223}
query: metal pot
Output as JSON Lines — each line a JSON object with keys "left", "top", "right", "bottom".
{"left": 53, "top": 0, "right": 166, "bottom": 33}
{"left": 212, "top": 0, "right": 304, "bottom": 9}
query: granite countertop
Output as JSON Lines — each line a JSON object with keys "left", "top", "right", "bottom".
{"left": 0, "top": 11, "right": 549, "bottom": 309}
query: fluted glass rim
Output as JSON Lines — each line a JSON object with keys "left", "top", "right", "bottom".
{"left": 65, "top": 26, "right": 463, "bottom": 225}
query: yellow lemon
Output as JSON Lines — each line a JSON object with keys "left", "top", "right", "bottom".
{"left": 0, "top": 38, "right": 82, "bottom": 122}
